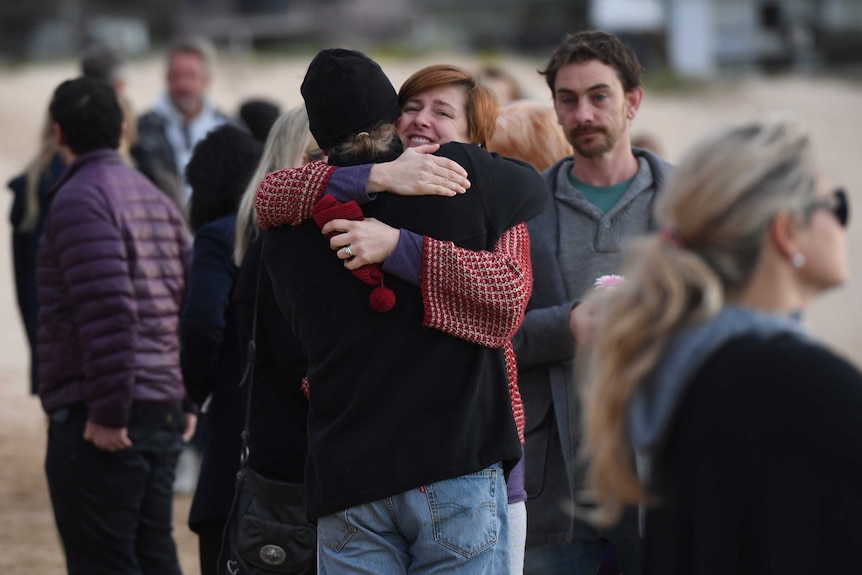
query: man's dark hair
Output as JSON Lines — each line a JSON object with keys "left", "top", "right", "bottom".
{"left": 186, "top": 125, "right": 263, "bottom": 233}
{"left": 49, "top": 77, "right": 123, "bottom": 154}
{"left": 540, "top": 30, "right": 644, "bottom": 95}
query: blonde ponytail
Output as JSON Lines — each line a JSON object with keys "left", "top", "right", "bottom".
{"left": 581, "top": 236, "right": 722, "bottom": 524}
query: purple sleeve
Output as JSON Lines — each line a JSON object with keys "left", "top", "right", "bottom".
{"left": 381, "top": 229, "right": 423, "bottom": 286}
{"left": 326, "top": 164, "right": 376, "bottom": 204}
{"left": 506, "top": 451, "right": 527, "bottom": 504}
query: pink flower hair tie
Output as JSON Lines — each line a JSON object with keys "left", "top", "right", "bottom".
{"left": 594, "top": 274, "right": 626, "bottom": 289}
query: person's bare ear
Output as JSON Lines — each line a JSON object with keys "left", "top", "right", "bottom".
{"left": 768, "top": 210, "right": 801, "bottom": 262}
{"left": 625, "top": 87, "right": 643, "bottom": 121}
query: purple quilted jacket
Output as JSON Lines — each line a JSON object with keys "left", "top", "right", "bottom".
{"left": 36, "top": 150, "right": 193, "bottom": 427}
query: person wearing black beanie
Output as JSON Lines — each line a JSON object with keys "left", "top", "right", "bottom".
{"left": 261, "top": 48, "right": 548, "bottom": 574}
{"left": 181, "top": 124, "right": 263, "bottom": 575}
{"left": 238, "top": 98, "right": 281, "bottom": 143}
{"left": 301, "top": 48, "right": 403, "bottom": 151}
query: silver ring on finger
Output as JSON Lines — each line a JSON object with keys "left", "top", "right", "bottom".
{"left": 345, "top": 245, "right": 354, "bottom": 257}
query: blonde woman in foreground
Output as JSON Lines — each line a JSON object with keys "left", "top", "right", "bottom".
{"left": 582, "top": 117, "right": 862, "bottom": 574}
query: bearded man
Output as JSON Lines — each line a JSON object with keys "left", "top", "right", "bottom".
{"left": 512, "top": 29, "right": 674, "bottom": 575}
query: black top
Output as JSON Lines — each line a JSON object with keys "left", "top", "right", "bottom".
{"left": 644, "top": 333, "right": 862, "bottom": 574}
{"left": 179, "top": 214, "right": 244, "bottom": 530}
{"left": 264, "top": 142, "right": 548, "bottom": 519}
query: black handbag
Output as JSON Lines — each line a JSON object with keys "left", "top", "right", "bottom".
{"left": 224, "top": 468, "right": 316, "bottom": 574}
{"left": 220, "top": 251, "right": 316, "bottom": 575}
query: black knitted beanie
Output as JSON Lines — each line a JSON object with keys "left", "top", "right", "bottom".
{"left": 300, "top": 48, "right": 401, "bottom": 150}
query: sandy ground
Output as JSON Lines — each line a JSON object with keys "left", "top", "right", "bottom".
{"left": 0, "top": 52, "right": 860, "bottom": 574}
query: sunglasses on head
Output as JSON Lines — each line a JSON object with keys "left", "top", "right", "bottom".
{"left": 806, "top": 187, "right": 849, "bottom": 228}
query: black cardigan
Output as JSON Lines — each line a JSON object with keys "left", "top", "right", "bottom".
{"left": 264, "top": 142, "right": 548, "bottom": 519}
{"left": 643, "top": 333, "right": 862, "bottom": 574}
{"left": 234, "top": 237, "right": 310, "bottom": 484}
{"left": 180, "top": 214, "right": 244, "bottom": 531}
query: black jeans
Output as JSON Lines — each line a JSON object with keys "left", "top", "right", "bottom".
{"left": 196, "top": 518, "right": 225, "bottom": 575}
{"left": 45, "top": 402, "right": 185, "bottom": 575}
{"left": 524, "top": 506, "right": 641, "bottom": 575}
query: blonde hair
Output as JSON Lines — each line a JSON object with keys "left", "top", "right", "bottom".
{"left": 581, "top": 117, "right": 819, "bottom": 525}
{"left": 487, "top": 100, "right": 572, "bottom": 172}
{"left": 234, "top": 106, "right": 320, "bottom": 265}
{"left": 20, "top": 112, "right": 58, "bottom": 232}
{"left": 477, "top": 64, "right": 524, "bottom": 104}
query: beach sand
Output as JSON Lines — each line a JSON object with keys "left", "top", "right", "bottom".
{"left": 0, "top": 53, "right": 859, "bottom": 574}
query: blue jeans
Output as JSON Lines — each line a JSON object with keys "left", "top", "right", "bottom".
{"left": 44, "top": 402, "right": 185, "bottom": 575}
{"left": 317, "top": 463, "right": 509, "bottom": 574}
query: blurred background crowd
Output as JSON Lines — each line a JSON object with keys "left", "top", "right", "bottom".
{"left": 2, "top": 0, "right": 862, "bottom": 77}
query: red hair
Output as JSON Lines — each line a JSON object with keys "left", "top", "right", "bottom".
{"left": 399, "top": 64, "right": 499, "bottom": 147}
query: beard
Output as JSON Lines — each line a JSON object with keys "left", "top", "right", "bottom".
{"left": 568, "top": 126, "right": 616, "bottom": 159}
{"left": 565, "top": 103, "right": 628, "bottom": 159}
{"left": 171, "top": 94, "right": 203, "bottom": 118}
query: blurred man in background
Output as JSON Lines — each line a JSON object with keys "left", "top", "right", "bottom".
{"left": 132, "top": 37, "right": 230, "bottom": 206}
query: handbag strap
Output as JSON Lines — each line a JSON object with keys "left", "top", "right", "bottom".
{"left": 218, "top": 241, "right": 265, "bottom": 573}
{"left": 238, "top": 245, "right": 264, "bottom": 469}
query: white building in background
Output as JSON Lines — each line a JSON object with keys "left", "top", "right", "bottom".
{"left": 592, "top": 0, "right": 664, "bottom": 32}
{"left": 592, "top": 0, "right": 862, "bottom": 78}
{"left": 666, "top": 0, "right": 715, "bottom": 77}
{"left": 5, "top": 0, "right": 859, "bottom": 73}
